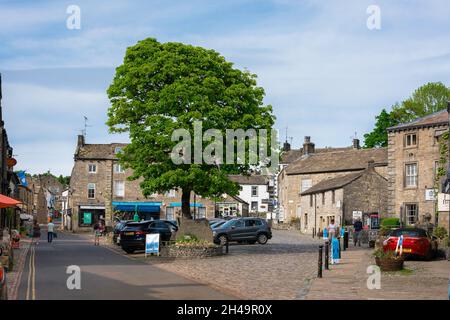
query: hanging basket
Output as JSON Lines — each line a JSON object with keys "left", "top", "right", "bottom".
{"left": 375, "top": 256, "right": 404, "bottom": 271}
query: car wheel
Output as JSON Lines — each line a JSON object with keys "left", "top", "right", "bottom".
{"left": 257, "top": 233, "right": 268, "bottom": 245}
{"left": 218, "top": 235, "right": 228, "bottom": 246}
{"left": 425, "top": 246, "right": 434, "bottom": 261}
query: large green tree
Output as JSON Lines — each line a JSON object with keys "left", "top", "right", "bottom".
{"left": 364, "top": 82, "right": 450, "bottom": 148}
{"left": 363, "top": 108, "right": 400, "bottom": 148}
{"left": 107, "top": 38, "right": 276, "bottom": 218}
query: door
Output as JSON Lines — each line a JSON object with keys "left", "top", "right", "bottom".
{"left": 228, "top": 219, "right": 246, "bottom": 240}
{"left": 243, "top": 219, "right": 259, "bottom": 239}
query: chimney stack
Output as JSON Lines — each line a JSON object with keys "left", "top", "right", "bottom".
{"left": 353, "top": 138, "right": 360, "bottom": 149}
{"left": 303, "top": 136, "right": 315, "bottom": 155}
{"left": 77, "top": 134, "right": 85, "bottom": 148}
{"left": 283, "top": 140, "right": 291, "bottom": 152}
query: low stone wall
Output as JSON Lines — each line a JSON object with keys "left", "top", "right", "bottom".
{"left": 271, "top": 223, "right": 300, "bottom": 231}
{"left": 160, "top": 245, "right": 224, "bottom": 258}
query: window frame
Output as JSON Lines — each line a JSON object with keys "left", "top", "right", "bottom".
{"left": 88, "top": 164, "right": 97, "bottom": 174}
{"left": 114, "top": 180, "right": 125, "bottom": 197}
{"left": 404, "top": 162, "right": 418, "bottom": 188}
{"left": 251, "top": 186, "right": 258, "bottom": 197}
{"left": 405, "top": 203, "right": 418, "bottom": 225}
{"left": 114, "top": 163, "right": 124, "bottom": 173}
{"left": 87, "top": 183, "right": 96, "bottom": 199}
{"left": 404, "top": 133, "right": 418, "bottom": 148}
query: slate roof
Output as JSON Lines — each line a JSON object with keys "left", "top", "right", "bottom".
{"left": 75, "top": 143, "right": 128, "bottom": 160}
{"left": 281, "top": 147, "right": 353, "bottom": 164}
{"left": 387, "top": 109, "right": 448, "bottom": 132}
{"left": 300, "top": 172, "right": 363, "bottom": 195}
{"left": 285, "top": 147, "right": 387, "bottom": 175}
{"left": 228, "top": 175, "right": 268, "bottom": 185}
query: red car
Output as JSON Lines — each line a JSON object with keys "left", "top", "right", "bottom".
{"left": 383, "top": 228, "right": 438, "bottom": 260}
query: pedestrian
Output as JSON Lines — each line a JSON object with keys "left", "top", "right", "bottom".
{"left": 32, "top": 220, "right": 41, "bottom": 245}
{"left": 47, "top": 219, "right": 55, "bottom": 243}
{"left": 93, "top": 220, "right": 104, "bottom": 246}
{"left": 327, "top": 219, "right": 338, "bottom": 239}
{"left": 353, "top": 217, "right": 363, "bottom": 247}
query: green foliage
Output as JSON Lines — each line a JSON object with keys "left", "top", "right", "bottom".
{"left": 363, "top": 109, "right": 400, "bottom": 148}
{"left": 106, "top": 38, "right": 276, "bottom": 217}
{"left": 433, "top": 226, "right": 448, "bottom": 240}
{"left": 175, "top": 234, "right": 213, "bottom": 246}
{"left": 57, "top": 175, "right": 70, "bottom": 186}
{"left": 364, "top": 82, "right": 450, "bottom": 148}
{"left": 380, "top": 218, "right": 400, "bottom": 227}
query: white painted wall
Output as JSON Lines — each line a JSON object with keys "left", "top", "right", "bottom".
{"left": 237, "top": 184, "right": 270, "bottom": 214}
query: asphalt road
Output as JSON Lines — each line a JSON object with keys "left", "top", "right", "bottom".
{"left": 17, "top": 226, "right": 234, "bottom": 300}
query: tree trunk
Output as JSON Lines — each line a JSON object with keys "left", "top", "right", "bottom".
{"left": 181, "top": 189, "right": 192, "bottom": 219}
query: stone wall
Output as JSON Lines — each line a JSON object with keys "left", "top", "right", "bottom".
{"left": 388, "top": 125, "right": 447, "bottom": 224}
{"left": 160, "top": 244, "right": 223, "bottom": 258}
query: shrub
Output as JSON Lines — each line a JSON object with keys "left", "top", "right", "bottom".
{"left": 381, "top": 218, "right": 400, "bottom": 227}
{"left": 433, "top": 226, "right": 448, "bottom": 240}
{"left": 176, "top": 234, "right": 199, "bottom": 244}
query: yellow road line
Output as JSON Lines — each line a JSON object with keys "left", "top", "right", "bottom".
{"left": 31, "top": 244, "right": 36, "bottom": 300}
{"left": 26, "top": 243, "right": 36, "bottom": 300}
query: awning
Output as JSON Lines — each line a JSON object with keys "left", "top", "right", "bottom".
{"left": 0, "top": 194, "right": 21, "bottom": 209}
{"left": 169, "top": 202, "right": 204, "bottom": 208}
{"left": 112, "top": 201, "right": 162, "bottom": 213}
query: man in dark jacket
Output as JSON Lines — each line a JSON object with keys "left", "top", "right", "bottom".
{"left": 353, "top": 218, "right": 363, "bottom": 246}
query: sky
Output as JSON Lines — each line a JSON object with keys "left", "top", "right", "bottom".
{"left": 1, "top": 0, "right": 450, "bottom": 176}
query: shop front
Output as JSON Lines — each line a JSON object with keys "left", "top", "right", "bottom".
{"left": 112, "top": 202, "right": 161, "bottom": 221}
{"left": 78, "top": 205, "right": 105, "bottom": 228}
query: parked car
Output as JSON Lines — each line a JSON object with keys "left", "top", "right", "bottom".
{"left": 113, "top": 220, "right": 133, "bottom": 245}
{"left": 0, "top": 264, "right": 7, "bottom": 300}
{"left": 212, "top": 217, "right": 272, "bottom": 246}
{"left": 120, "top": 220, "right": 175, "bottom": 254}
{"left": 211, "top": 220, "right": 226, "bottom": 229}
{"left": 383, "top": 227, "right": 438, "bottom": 260}
{"left": 161, "top": 220, "right": 178, "bottom": 232}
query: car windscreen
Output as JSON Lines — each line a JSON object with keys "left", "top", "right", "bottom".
{"left": 390, "top": 229, "right": 427, "bottom": 238}
{"left": 211, "top": 221, "right": 225, "bottom": 228}
{"left": 220, "top": 219, "right": 240, "bottom": 228}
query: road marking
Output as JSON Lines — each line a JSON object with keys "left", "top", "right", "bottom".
{"left": 26, "top": 243, "right": 36, "bottom": 300}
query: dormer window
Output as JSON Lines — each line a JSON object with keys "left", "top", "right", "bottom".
{"left": 404, "top": 133, "right": 417, "bottom": 147}
{"left": 114, "top": 147, "right": 123, "bottom": 154}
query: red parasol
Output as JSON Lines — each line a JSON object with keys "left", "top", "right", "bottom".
{"left": 0, "top": 194, "right": 21, "bottom": 209}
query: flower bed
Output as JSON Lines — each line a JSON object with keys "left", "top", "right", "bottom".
{"left": 160, "top": 244, "right": 224, "bottom": 258}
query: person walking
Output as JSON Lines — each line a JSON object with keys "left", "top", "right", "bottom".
{"left": 32, "top": 220, "right": 41, "bottom": 245}
{"left": 327, "top": 219, "right": 338, "bottom": 239}
{"left": 47, "top": 219, "right": 55, "bottom": 243}
{"left": 93, "top": 220, "right": 104, "bottom": 246}
{"left": 353, "top": 217, "right": 363, "bottom": 247}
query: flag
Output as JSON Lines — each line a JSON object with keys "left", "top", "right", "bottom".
{"left": 17, "top": 171, "right": 28, "bottom": 186}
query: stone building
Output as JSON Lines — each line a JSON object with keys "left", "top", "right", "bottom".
{"left": 68, "top": 135, "right": 250, "bottom": 231}
{"left": 27, "top": 174, "right": 64, "bottom": 223}
{"left": 387, "top": 109, "right": 449, "bottom": 229}
{"left": 278, "top": 136, "right": 387, "bottom": 234}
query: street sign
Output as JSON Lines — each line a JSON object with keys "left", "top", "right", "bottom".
{"left": 145, "top": 233, "right": 160, "bottom": 257}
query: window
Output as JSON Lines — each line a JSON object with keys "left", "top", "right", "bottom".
{"left": 88, "top": 164, "right": 97, "bottom": 173}
{"left": 404, "top": 133, "right": 417, "bottom": 147}
{"left": 114, "top": 181, "right": 125, "bottom": 197}
{"left": 310, "top": 194, "right": 313, "bottom": 207}
{"left": 245, "top": 219, "right": 257, "bottom": 227}
{"left": 87, "top": 183, "right": 95, "bottom": 199}
{"left": 405, "top": 163, "right": 418, "bottom": 187}
{"left": 405, "top": 204, "right": 418, "bottom": 225}
{"left": 332, "top": 190, "right": 335, "bottom": 204}
{"left": 114, "top": 164, "right": 124, "bottom": 173}
{"left": 166, "top": 207, "right": 174, "bottom": 220}
{"left": 165, "top": 189, "right": 176, "bottom": 198}
{"left": 304, "top": 213, "right": 308, "bottom": 229}
{"left": 321, "top": 192, "right": 325, "bottom": 205}
{"left": 251, "top": 186, "right": 258, "bottom": 197}
{"left": 301, "top": 179, "right": 312, "bottom": 192}
{"left": 114, "top": 147, "right": 123, "bottom": 154}
{"left": 251, "top": 201, "right": 258, "bottom": 211}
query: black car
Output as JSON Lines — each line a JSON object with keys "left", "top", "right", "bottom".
{"left": 212, "top": 217, "right": 272, "bottom": 245}
{"left": 120, "top": 220, "right": 175, "bottom": 254}
{"left": 113, "top": 220, "right": 132, "bottom": 245}
{"left": 0, "top": 264, "right": 7, "bottom": 300}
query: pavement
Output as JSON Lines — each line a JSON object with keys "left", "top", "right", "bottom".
{"left": 305, "top": 245, "right": 450, "bottom": 300}
{"left": 106, "top": 229, "right": 325, "bottom": 300}
{"left": 8, "top": 225, "right": 235, "bottom": 300}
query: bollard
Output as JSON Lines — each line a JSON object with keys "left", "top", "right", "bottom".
{"left": 225, "top": 241, "right": 229, "bottom": 254}
{"left": 318, "top": 228, "right": 321, "bottom": 239}
{"left": 318, "top": 245, "right": 323, "bottom": 278}
{"left": 324, "top": 240, "right": 329, "bottom": 270}
{"left": 344, "top": 231, "right": 349, "bottom": 250}
{"left": 312, "top": 227, "right": 315, "bottom": 238}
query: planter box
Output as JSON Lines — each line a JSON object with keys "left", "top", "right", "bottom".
{"left": 160, "top": 245, "right": 224, "bottom": 258}
{"left": 375, "top": 256, "right": 404, "bottom": 272}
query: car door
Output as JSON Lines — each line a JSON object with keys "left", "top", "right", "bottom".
{"left": 148, "top": 221, "right": 172, "bottom": 242}
{"left": 243, "top": 219, "right": 259, "bottom": 240}
{"left": 228, "top": 219, "right": 246, "bottom": 240}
